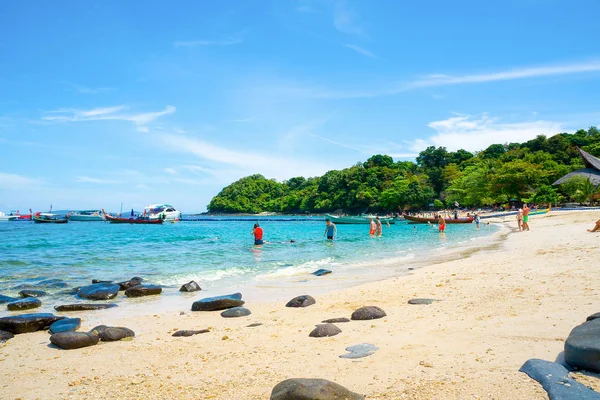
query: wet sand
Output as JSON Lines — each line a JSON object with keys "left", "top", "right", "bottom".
{"left": 1, "top": 211, "right": 599, "bottom": 399}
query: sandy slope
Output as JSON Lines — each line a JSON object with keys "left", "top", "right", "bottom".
{"left": 1, "top": 211, "right": 599, "bottom": 399}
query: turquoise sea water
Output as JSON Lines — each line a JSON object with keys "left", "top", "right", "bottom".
{"left": 0, "top": 218, "right": 500, "bottom": 314}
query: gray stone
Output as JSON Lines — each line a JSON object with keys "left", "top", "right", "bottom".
{"left": 340, "top": 343, "right": 379, "bottom": 359}
{"left": 54, "top": 303, "right": 118, "bottom": 312}
{"left": 89, "top": 325, "right": 135, "bottom": 341}
{"left": 270, "top": 378, "right": 364, "bottom": 400}
{"left": 586, "top": 312, "right": 600, "bottom": 322}
{"left": 172, "top": 329, "right": 209, "bottom": 337}
{"left": 0, "top": 313, "right": 65, "bottom": 334}
{"left": 192, "top": 293, "right": 244, "bottom": 311}
{"left": 407, "top": 298, "right": 440, "bottom": 305}
{"left": 7, "top": 297, "right": 41, "bottom": 311}
{"left": 92, "top": 279, "right": 113, "bottom": 284}
{"left": 0, "top": 295, "right": 18, "bottom": 304}
{"left": 565, "top": 319, "right": 600, "bottom": 372}
{"left": 520, "top": 358, "right": 600, "bottom": 400}
{"left": 179, "top": 281, "right": 201, "bottom": 292}
{"left": 78, "top": 283, "right": 120, "bottom": 300}
{"left": 58, "top": 287, "right": 80, "bottom": 295}
{"left": 124, "top": 284, "right": 162, "bottom": 297}
{"left": 322, "top": 318, "right": 351, "bottom": 323}
{"left": 312, "top": 269, "right": 332, "bottom": 276}
{"left": 49, "top": 318, "right": 81, "bottom": 334}
{"left": 50, "top": 332, "right": 99, "bottom": 350}
{"left": 0, "top": 330, "right": 14, "bottom": 342}
{"left": 247, "top": 323, "right": 263, "bottom": 327}
{"left": 285, "top": 295, "right": 316, "bottom": 308}
{"left": 19, "top": 289, "right": 48, "bottom": 298}
{"left": 117, "top": 277, "right": 143, "bottom": 291}
{"left": 309, "top": 324, "right": 342, "bottom": 338}
{"left": 351, "top": 306, "right": 386, "bottom": 320}
{"left": 221, "top": 307, "right": 251, "bottom": 318}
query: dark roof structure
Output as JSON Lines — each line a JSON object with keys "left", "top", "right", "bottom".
{"left": 553, "top": 147, "right": 600, "bottom": 186}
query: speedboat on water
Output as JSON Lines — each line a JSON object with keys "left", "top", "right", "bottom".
{"left": 33, "top": 213, "right": 68, "bottom": 224}
{"left": 67, "top": 210, "right": 105, "bottom": 221}
{"left": 0, "top": 211, "right": 18, "bottom": 222}
{"left": 144, "top": 204, "right": 181, "bottom": 221}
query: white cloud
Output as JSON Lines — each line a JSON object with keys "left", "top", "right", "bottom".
{"left": 409, "top": 114, "right": 563, "bottom": 153}
{"left": 410, "top": 60, "right": 600, "bottom": 88}
{"left": 42, "top": 105, "right": 175, "bottom": 132}
{"left": 76, "top": 176, "right": 117, "bottom": 184}
{"left": 343, "top": 44, "right": 377, "bottom": 59}
{"left": 174, "top": 38, "right": 242, "bottom": 47}
{"left": 0, "top": 172, "right": 40, "bottom": 190}
{"left": 164, "top": 168, "right": 178, "bottom": 175}
{"left": 333, "top": 0, "right": 363, "bottom": 35}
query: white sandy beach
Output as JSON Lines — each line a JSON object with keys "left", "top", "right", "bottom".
{"left": 1, "top": 211, "right": 600, "bottom": 399}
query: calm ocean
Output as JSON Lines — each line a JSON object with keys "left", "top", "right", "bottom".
{"left": 0, "top": 218, "right": 501, "bottom": 315}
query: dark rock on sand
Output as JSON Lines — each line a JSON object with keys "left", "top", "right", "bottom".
{"left": 221, "top": 307, "right": 251, "bottom": 318}
{"left": 50, "top": 332, "right": 99, "bottom": 350}
{"left": 340, "top": 343, "right": 379, "bottom": 359}
{"left": 312, "top": 269, "right": 332, "bottom": 276}
{"left": 92, "top": 279, "right": 113, "bottom": 284}
{"left": 55, "top": 303, "right": 118, "bottom": 312}
{"left": 0, "top": 295, "right": 18, "bottom": 304}
{"left": 19, "top": 289, "right": 48, "bottom": 298}
{"left": 7, "top": 297, "right": 42, "bottom": 311}
{"left": 37, "top": 279, "right": 69, "bottom": 289}
{"left": 322, "top": 317, "right": 350, "bottom": 323}
{"left": 408, "top": 298, "right": 440, "bottom": 305}
{"left": 565, "top": 319, "right": 600, "bottom": 372}
{"left": 172, "top": 329, "right": 209, "bottom": 337}
{"left": 191, "top": 293, "right": 244, "bottom": 311}
{"left": 58, "top": 287, "right": 81, "bottom": 296}
{"left": 309, "top": 323, "right": 342, "bottom": 338}
{"left": 285, "top": 295, "right": 316, "bottom": 308}
{"left": 179, "top": 281, "right": 201, "bottom": 292}
{"left": 49, "top": 318, "right": 81, "bottom": 334}
{"left": 117, "top": 277, "right": 143, "bottom": 291}
{"left": 247, "top": 323, "right": 263, "bottom": 327}
{"left": 586, "top": 312, "right": 600, "bottom": 322}
{"left": 78, "top": 283, "right": 120, "bottom": 300}
{"left": 520, "top": 358, "right": 600, "bottom": 400}
{"left": 124, "top": 284, "right": 162, "bottom": 297}
{"left": 0, "top": 313, "right": 65, "bottom": 334}
{"left": 270, "top": 378, "right": 364, "bottom": 400}
{"left": 89, "top": 325, "right": 135, "bottom": 341}
{"left": 0, "top": 330, "right": 14, "bottom": 342}
{"left": 351, "top": 306, "right": 386, "bottom": 320}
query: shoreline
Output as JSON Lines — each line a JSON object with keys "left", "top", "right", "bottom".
{"left": 1, "top": 210, "right": 600, "bottom": 399}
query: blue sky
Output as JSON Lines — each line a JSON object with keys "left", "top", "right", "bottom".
{"left": 2, "top": 0, "right": 600, "bottom": 213}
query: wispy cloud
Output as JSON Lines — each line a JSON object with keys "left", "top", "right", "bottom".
{"left": 42, "top": 105, "right": 176, "bottom": 132}
{"left": 0, "top": 172, "right": 41, "bottom": 190}
{"left": 343, "top": 44, "right": 377, "bottom": 59}
{"left": 76, "top": 176, "right": 117, "bottom": 184}
{"left": 333, "top": 0, "right": 363, "bottom": 35}
{"left": 230, "top": 117, "right": 254, "bottom": 123}
{"left": 410, "top": 60, "right": 600, "bottom": 88}
{"left": 408, "top": 113, "right": 563, "bottom": 153}
{"left": 174, "top": 38, "right": 242, "bottom": 48}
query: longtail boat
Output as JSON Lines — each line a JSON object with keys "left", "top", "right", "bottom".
{"left": 33, "top": 213, "right": 68, "bottom": 224}
{"left": 103, "top": 209, "right": 163, "bottom": 225}
{"left": 325, "top": 214, "right": 396, "bottom": 224}
{"left": 403, "top": 215, "right": 474, "bottom": 224}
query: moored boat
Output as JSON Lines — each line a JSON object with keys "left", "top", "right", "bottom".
{"left": 103, "top": 209, "right": 163, "bottom": 224}
{"left": 144, "top": 204, "right": 181, "bottom": 221}
{"left": 325, "top": 214, "right": 396, "bottom": 224}
{"left": 0, "top": 211, "right": 18, "bottom": 222}
{"left": 403, "top": 214, "right": 474, "bottom": 224}
{"left": 67, "top": 210, "right": 105, "bottom": 221}
{"left": 33, "top": 213, "right": 68, "bottom": 224}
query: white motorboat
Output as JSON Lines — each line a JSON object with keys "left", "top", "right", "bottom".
{"left": 0, "top": 211, "right": 18, "bottom": 222}
{"left": 143, "top": 204, "right": 181, "bottom": 221}
{"left": 67, "top": 210, "right": 105, "bottom": 221}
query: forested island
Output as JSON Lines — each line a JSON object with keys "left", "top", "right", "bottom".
{"left": 207, "top": 127, "right": 600, "bottom": 214}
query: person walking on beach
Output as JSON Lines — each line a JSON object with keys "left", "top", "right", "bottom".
{"left": 375, "top": 216, "right": 383, "bottom": 236}
{"left": 517, "top": 209, "right": 523, "bottom": 232}
{"left": 252, "top": 223, "right": 263, "bottom": 246}
{"left": 588, "top": 219, "right": 600, "bottom": 232}
{"left": 369, "top": 218, "right": 376, "bottom": 236}
{"left": 324, "top": 218, "right": 337, "bottom": 241}
{"left": 522, "top": 204, "right": 530, "bottom": 231}
{"left": 438, "top": 215, "right": 446, "bottom": 233}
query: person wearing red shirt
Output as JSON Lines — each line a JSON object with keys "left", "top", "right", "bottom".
{"left": 252, "top": 223, "right": 264, "bottom": 245}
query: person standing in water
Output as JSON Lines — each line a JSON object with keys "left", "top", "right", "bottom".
{"left": 474, "top": 213, "right": 480, "bottom": 230}
{"left": 251, "top": 223, "right": 263, "bottom": 245}
{"left": 522, "top": 204, "right": 531, "bottom": 231}
{"left": 324, "top": 218, "right": 337, "bottom": 241}
{"left": 369, "top": 218, "right": 376, "bottom": 236}
{"left": 375, "top": 216, "right": 383, "bottom": 236}
{"left": 438, "top": 215, "right": 446, "bottom": 233}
